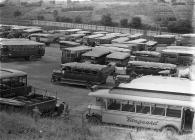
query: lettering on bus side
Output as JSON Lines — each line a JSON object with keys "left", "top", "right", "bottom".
{"left": 126, "top": 116, "right": 158, "bottom": 126}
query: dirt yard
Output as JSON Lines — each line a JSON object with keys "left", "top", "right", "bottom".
{"left": 1, "top": 45, "right": 93, "bottom": 115}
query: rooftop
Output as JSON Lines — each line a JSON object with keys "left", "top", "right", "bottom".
{"left": 0, "top": 69, "right": 27, "bottom": 79}
{"left": 0, "top": 39, "right": 44, "bottom": 46}
{"left": 106, "top": 52, "right": 130, "bottom": 59}
{"left": 82, "top": 49, "right": 110, "bottom": 57}
{"left": 61, "top": 62, "right": 107, "bottom": 71}
{"left": 119, "top": 75, "right": 195, "bottom": 95}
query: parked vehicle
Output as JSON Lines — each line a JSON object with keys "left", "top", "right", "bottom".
{"left": 86, "top": 75, "right": 195, "bottom": 134}
{"left": 153, "top": 34, "right": 176, "bottom": 45}
{"left": 0, "top": 68, "right": 58, "bottom": 115}
{"left": 28, "top": 33, "right": 58, "bottom": 45}
{"left": 61, "top": 46, "right": 92, "bottom": 64}
{"left": 161, "top": 47, "right": 195, "bottom": 65}
{"left": 126, "top": 61, "right": 177, "bottom": 76}
{"left": 0, "top": 39, "right": 45, "bottom": 61}
{"left": 83, "top": 34, "right": 104, "bottom": 46}
{"left": 81, "top": 49, "right": 110, "bottom": 65}
{"left": 51, "top": 62, "right": 113, "bottom": 86}
{"left": 111, "top": 37, "right": 129, "bottom": 44}
{"left": 59, "top": 41, "right": 80, "bottom": 50}
{"left": 176, "top": 34, "right": 195, "bottom": 46}
{"left": 106, "top": 52, "right": 130, "bottom": 67}
{"left": 134, "top": 51, "right": 161, "bottom": 62}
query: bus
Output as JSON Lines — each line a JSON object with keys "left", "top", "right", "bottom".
{"left": 81, "top": 49, "right": 111, "bottom": 65}
{"left": 61, "top": 46, "right": 92, "bottom": 64}
{"left": 95, "top": 46, "right": 131, "bottom": 53}
{"left": 105, "top": 52, "right": 130, "bottom": 67}
{"left": 86, "top": 75, "right": 195, "bottom": 134}
{"left": 51, "top": 62, "right": 113, "bottom": 86}
{"left": 0, "top": 68, "right": 58, "bottom": 115}
{"left": 28, "top": 33, "right": 58, "bottom": 45}
{"left": 176, "top": 34, "right": 195, "bottom": 46}
{"left": 77, "top": 30, "right": 92, "bottom": 36}
{"left": 22, "top": 28, "right": 43, "bottom": 37}
{"left": 153, "top": 35, "right": 176, "bottom": 45}
{"left": 127, "top": 33, "right": 143, "bottom": 40}
{"left": 126, "top": 61, "right": 177, "bottom": 76}
{"left": 96, "top": 34, "right": 118, "bottom": 44}
{"left": 161, "top": 48, "right": 195, "bottom": 65}
{"left": 68, "top": 33, "right": 85, "bottom": 42}
{"left": 111, "top": 37, "right": 129, "bottom": 44}
{"left": 63, "top": 29, "right": 82, "bottom": 35}
{"left": 134, "top": 51, "right": 161, "bottom": 62}
{"left": 83, "top": 34, "right": 104, "bottom": 46}
{"left": 0, "top": 39, "right": 45, "bottom": 61}
{"left": 59, "top": 41, "right": 80, "bottom": 50}
{"left": 0, "top": 68, "right": 30, "bottom": 98}
{"left": 145, "top": 41, "right": 158, "bottom": 51}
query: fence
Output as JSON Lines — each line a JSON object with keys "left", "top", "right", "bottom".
{"left": 31, "top": 20, "right": 182, "bottom": 38}
{"left": 0, "top": 18, "right": 181, "bottom": 37}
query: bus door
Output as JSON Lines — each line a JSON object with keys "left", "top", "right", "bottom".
{"left": 182, "top": 108, "right": 194, "bottom": 131}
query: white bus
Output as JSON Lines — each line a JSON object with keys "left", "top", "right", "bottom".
{"left": 86, "top": 76, "right": 195, "bottom": 134}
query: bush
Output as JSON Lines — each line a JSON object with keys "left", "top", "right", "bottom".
{"left": 120, "top": 19, "right": 128, "bottom": 28}
{"left": 167, "top": 20, "right": 192, "bottom": 33}
{"left": 37, "top": 15, "right": 44, "bottom": 20}
{"left": 129, "top": 16, "right": 142, "bottom": 28}
{"left": 100, "top": 14, "right": 113, "bottom": 26}
{"left": 74, "top": 16, "right": 82, "bottom": 23}
{"left": 14, "top": 10, "right": 22, "bottom": 17}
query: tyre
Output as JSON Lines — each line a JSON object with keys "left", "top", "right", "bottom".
{"left": 88, "top": 116, "right": 101, "bottom": 125}
{"left": 162, "top": 126, "right": 177, "bottom": 136}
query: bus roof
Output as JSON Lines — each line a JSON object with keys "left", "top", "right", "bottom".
{"left": 0, "top": 40, "right": 44, "bottom": 46}
{"left": 0, "top": 69, "right": 27, "bottom": 79}
{"left": 93, "top": 31, "right": 108, "bottom": 34}
{"left": 30, "top": 33, "right": 54, "bottom": 37}
{"left": 59, "top": 41, "right": 80, "bottom": 45}
{"left": 106, "top": 52, "right": 130, "bottom": 60}
{"left": 0, "top": 98, "right": 25, "bottom": 106}
{"left": 166, "top": 46, "right": 195, "bottom": 50}
{"left": 88, "top": 89, "right": 195, "bottom": 109}
{"left": 119, "top": 75, "right": 195, "bottom": 95}
{"left": 61, "top": 62, "right": 107, "bottom": 71}
{"left": 82, "top": 49, "right": 110, "bottom": 58}
{"left": 23, "top": 28, "right": 43, "bottom": 33}
{"left": 128, "top": 61, "right": 176, "bottom": 69}
{"left": 111, "top": 37, "right": 129, "bottom": 43}
{"left": 125, "top": 38, "right": 147, "bottom": 44}
{"left": 95, "top": 46, "right": 130, "bottom": 53}
{"left": 135, "top": 51, "right": 161, "bottom": 56}
{"left": 103, "top": 43, "right": 130, "bottom": 49}
{"left": 181, "top": 34, "right": 195, "bottom": 38}
{"left": 127, "top": 33, "right": 143, "bottom": 38}
{"left": 98, "top": 35, "right": 116, "bottom": 40}
{"left": 62, "top": 46, "right": 92, "bottom": 52}
{"left": 77, "top": 30, "right": 91, "bottom": 34}
{"left": 162, "top": 49, "right": 195, "bottom": 55}
{"left": 69, "top": 33, "right": 85, "bottom": 37}
{"left": 85, "top": 34, "right": 104, "bottom": 39}
{"left": 64, "top": 28, "right": 82, "bottom": 32}
{"left": 145, "top": 41, "right": 158, "bottom": 46}
{"left": 154, "top": 34, "right": 176, "bottom": 38}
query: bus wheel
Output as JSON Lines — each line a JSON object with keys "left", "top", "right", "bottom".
{"left": 162, "top": 126, "right": 177, "bottom": 136}
{"left": 88, "top": 116, "right": 101, "bottom": 125}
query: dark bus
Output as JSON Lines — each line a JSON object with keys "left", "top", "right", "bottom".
{"left": 161, "top": 47, "right": 195, "bottom": 65}
{"left": 134, "top": 51, "right": 161, "bottom": 62}
{"left": 81, "top": 49, "right": 110, "bottom": 65}
{"left": 153, "top": 34, "right": 176, "bottom": 45}
{"left": 0, "top": 68, "right": 58, "bottom": 115}
{"left": 0, "top": 69, "right": 30, "bottom": 98}
{"left": 0, "top": 39, "right": 45, "bottom": 61}
{"left": 51, "top": 62, "right": 113, "bottom": 86}
{"left": 61, "top": 46, "right": 92, "bottom": 64}
{"left": 126, "top": 61, "right": 177, "bottom": 76}
{"left": 106, "top": 52, "right": 130, "bottom": 67}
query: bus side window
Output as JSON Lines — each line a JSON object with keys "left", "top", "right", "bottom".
{"left": 166, "top": 106, "right": 181, "bottom": 118}
{"left": 121, "top": 101, "right": 135, "bottom": 112}
{"left": 136, "top": 102, "right": 150, "bottom": 114}
{"left": 107, "top": 99, "right": 121, "bottom": 111}
{"left": 151, "top": 104, "right": 165, "bottom": 116}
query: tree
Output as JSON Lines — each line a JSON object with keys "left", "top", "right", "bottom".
{"left": 14, "top": 10, "right": 22, "bottom": 17}
{"left": 120, "top": 19, "right": 128, "bottom": 27}
{"left": 100, "top": 14, "right": 113, "bottom": 26}
{"left": 167, "top": 20, "right": 192, "bottom": 33}
{"left": 130, "top": 17, "right": 142, "bottom": 28}
{"left": 74, "top": 16, "right": 82, "bottom": 23}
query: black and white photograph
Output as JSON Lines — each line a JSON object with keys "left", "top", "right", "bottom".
{"left": 0, "top": 0, "right": 195, "bottom": 139}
